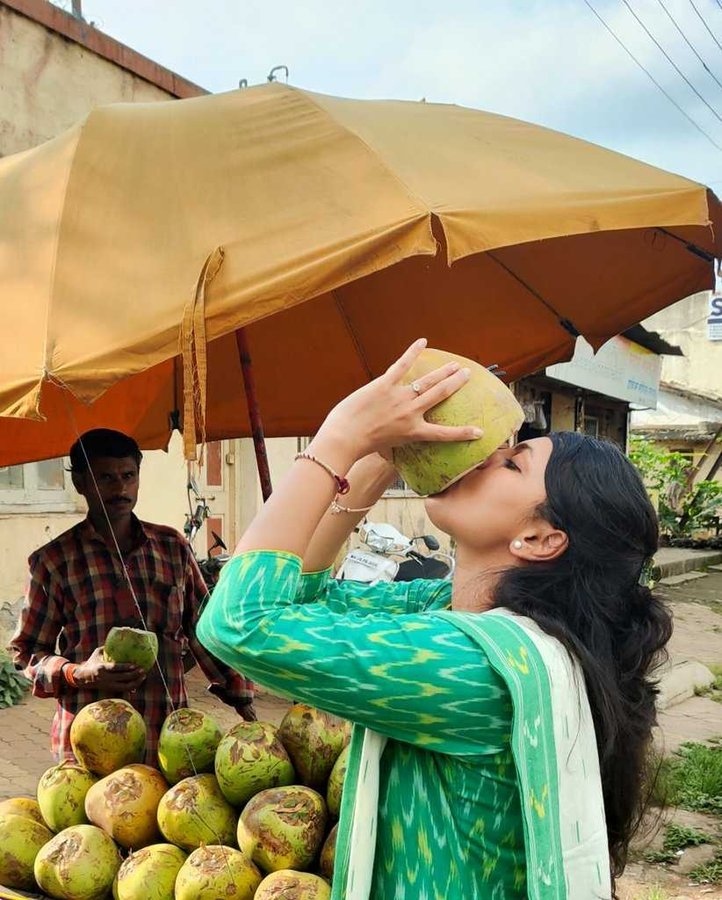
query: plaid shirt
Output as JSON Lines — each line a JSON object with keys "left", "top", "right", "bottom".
{"left": 10, "top": 516, "right": 253, "bottom": 763}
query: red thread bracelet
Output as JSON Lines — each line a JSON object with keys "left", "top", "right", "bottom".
{"left": 294, "top": 452, "right": 351, "bottom": 495}
{"left": 62, "top": 663, "right": 79, "bottom": 688}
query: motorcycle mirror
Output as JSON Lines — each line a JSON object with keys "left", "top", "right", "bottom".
{"left": 210, "top": 531, "right": 228, "bottom": 551}
{"left": 422, "top": 535, "right": 440, "bottom": 551}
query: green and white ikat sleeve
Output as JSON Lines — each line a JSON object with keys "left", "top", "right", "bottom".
{"left": 294, "top": 562, "right": 451, "bottom": 614}
{"left": 197, "top": 550, "right": 513, "bottom": 756}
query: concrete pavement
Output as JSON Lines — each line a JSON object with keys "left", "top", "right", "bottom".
{"left": 655, "top": 546, "right": 722, "bottom": 578}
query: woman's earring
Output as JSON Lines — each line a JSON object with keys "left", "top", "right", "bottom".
{"left": 512, "top": 540, "right": 523, "bottom": 550}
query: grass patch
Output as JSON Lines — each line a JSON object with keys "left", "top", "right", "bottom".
{"left": 631, "top": 887, "right": 668, "bottom": 900}
{"left": 649, "top": 742, "right": 722, "bottom": 814}
{"left": 642, "top": 822, "right": 714, "bottom": 863}
{"left": 689, "top": 853, "right": 722, "bottom": 884}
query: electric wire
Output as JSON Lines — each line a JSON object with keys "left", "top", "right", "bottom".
{"left": 654, "top": 0, "right": 722, "bottom": 93}
{"left": 620, "top": 0, "right": 722, "bottom": 125}
{"left": 583, "top": 0, "right": 722, "bottom": 153}
{"left": 688, "top": 0, "right": 722, "bottom": 54}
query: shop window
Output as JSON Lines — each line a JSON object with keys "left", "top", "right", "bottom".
{"left": 583, "top": 416, "right": 600, "bottom": 439}
{"left": 518, "top": 393, "right": 552, "bottom": 441}
{"left": 0, "top": 458, "right": 76, "bottom": 510}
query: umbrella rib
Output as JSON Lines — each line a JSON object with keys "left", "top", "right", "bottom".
{"left": 656, "top": 228, "right": 716, "bottom": 262}
{"left": 486, "top": 252, "right": 580, "bottom": 338}
{"left": 333, "top": 291, "right": 375, "bottom": 379}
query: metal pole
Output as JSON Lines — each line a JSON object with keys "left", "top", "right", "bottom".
{"left": 235, "top": 328, "right": 273, "bottom": 501}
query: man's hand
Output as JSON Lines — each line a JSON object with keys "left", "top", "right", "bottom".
{"left": 207, "top": 683, "right": 257, "bottom": 721}
{"left": 74, "top": 647, "right": 147, "bottom": 693}
{"left": 234, "top": 701, "right": 257, "bottom": 721}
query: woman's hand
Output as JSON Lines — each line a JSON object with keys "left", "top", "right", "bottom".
{"left": 314, "top": 339, "right": 482, "bottom": 462}
{"left": 233, "top": 340, "right": 481, "bottom": 560}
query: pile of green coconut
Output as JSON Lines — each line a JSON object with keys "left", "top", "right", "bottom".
{"left": 0, "top": 633, "right": 350, "bottom": 899}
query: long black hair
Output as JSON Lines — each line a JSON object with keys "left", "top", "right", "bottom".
{"left": 492, "top": 431, "right": 672, "bottom": 890}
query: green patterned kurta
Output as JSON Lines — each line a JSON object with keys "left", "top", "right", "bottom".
{"left": 198, "top": 551, "right": 527, "bottom": 898}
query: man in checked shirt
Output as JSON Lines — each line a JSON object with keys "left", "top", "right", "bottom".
{"left": 9, "top": 428, "right": 256, "bottom": 765}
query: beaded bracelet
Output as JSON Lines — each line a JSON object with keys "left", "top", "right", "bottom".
{"left": 330, "top": 498, "right": 374, "bottom": 516}
{"left": 294, "top": 452, "right": 350, "bottom": 495}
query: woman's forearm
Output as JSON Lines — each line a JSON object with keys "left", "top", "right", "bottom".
{"left": 302, "top": 453, "right": 398, "bottom": 573}
{"left": 234, "top": 430, "right": 358, "bottom": 558}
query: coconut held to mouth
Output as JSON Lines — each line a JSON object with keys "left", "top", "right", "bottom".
{"left": 393, "top": 348, "right": 525, "bottom": 496}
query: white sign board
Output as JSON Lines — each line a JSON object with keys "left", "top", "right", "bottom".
{"left": 546, "top": 335, "right": 661, "bottom": 407}
{"left": 708, "top": 295, "right": 722, "bottom": 341}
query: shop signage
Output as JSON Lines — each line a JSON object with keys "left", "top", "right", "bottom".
{"left": 546, "top": 335, "right": 661, "bottom": 407}
{"left": 708, "top": 295, "right": 722, "bottom": 341}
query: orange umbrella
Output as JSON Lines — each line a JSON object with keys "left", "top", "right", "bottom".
{"left": 0, "top": 83, "right": 719, "bottom": 481}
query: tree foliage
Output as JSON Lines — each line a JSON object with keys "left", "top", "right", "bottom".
{"left": 629, "top": 437, "right": 722, "bottom": 539}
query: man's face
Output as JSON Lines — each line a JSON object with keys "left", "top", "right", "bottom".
{"left": 74, "top": 456, "right": 140, "bottom": 525}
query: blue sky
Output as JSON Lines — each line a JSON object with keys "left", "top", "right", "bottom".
{"left": 70, "top": 0, "right": 722, "bottom": 189}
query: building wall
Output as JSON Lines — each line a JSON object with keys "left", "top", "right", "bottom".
{"left": 0, "top": 0, "right": 205, "bottom": 648}
{"left": 638, "top": 294, "right": 722, "bottom": 485}
{"left": 0, "top": 6, "right": 175, "bottom": 157}
{"left": 644, "top": 292, "right": 722, "bottom": 396}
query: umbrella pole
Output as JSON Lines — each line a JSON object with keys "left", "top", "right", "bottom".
{"left": 235, "top": 328, "right": 273, "bottom": 501}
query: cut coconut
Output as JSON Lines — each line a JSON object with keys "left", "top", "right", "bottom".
{"left": 393, "top": 347, "right": 524, "bottom": 496}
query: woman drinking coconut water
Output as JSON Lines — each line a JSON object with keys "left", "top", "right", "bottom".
{"left": 197, "top": 338, "right": 671, "bottom": 899}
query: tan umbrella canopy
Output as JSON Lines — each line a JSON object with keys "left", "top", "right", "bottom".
{"left": 0, "top": 82, "right": 720, "bottom": 471}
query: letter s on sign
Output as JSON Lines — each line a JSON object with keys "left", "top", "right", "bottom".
{"left": 711, "top": 296, "right": 722, "bottom": 318}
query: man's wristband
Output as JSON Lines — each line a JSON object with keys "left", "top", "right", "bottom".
{"left": 61, "top": 662, "right": 79, "bottom": 688}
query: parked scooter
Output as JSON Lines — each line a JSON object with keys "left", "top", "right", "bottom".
{"left": 183, "top": 477, "right": 230, "bottom": 588}
{"left": 336, "top": 521, "right": 455, "bottom": 585}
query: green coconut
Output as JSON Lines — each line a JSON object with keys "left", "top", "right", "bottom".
{"left": 112, "top": 843, "right": 187, "bottom": 900}
{"left": 174, "top": 845, "right": 262, "bottom": 900}
{"left": 104, "top": 626, "right": 159, "bottom": 672}
{"left": 214, "top": 720, "right": 295, "bottom": 806}
{"left": 33, "top": 823, "right": 122, "bottom": 900}
{"left": 255, "top": 869, "right": 332, "bottom": 899}
{"left": 392, "top": 347, "right": 525, "bottom": 496}
{"left": 237, "top": 785, "right": 327, "bottom": 874}
{"left": 85, "top": 764, "right": 168, "bottom": 850}
{"left": 0, "top": 796, "right": 45, "bottom": 826}
{"left": 156, "top": 773, "right": 237, "bottom": 851}
{"left": 70, "top": 698, "right": 146, "bottom": 776}
{"left": 0, "top": 812, "right": 54, "bottom": 890}
{"left": 319, "top": 823, "right": 337, "bottom": 881}
{"left": 278, "top": 704, "right": 351, "bottom": 791}
{"left": 37, "top": 761, "right": 98, "bottom": 832}
{"left": 157, "top": 707, "right": 223, "bottom": 785}
{"left": 326, "top": 745, "right": 348, "bottom": 819}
